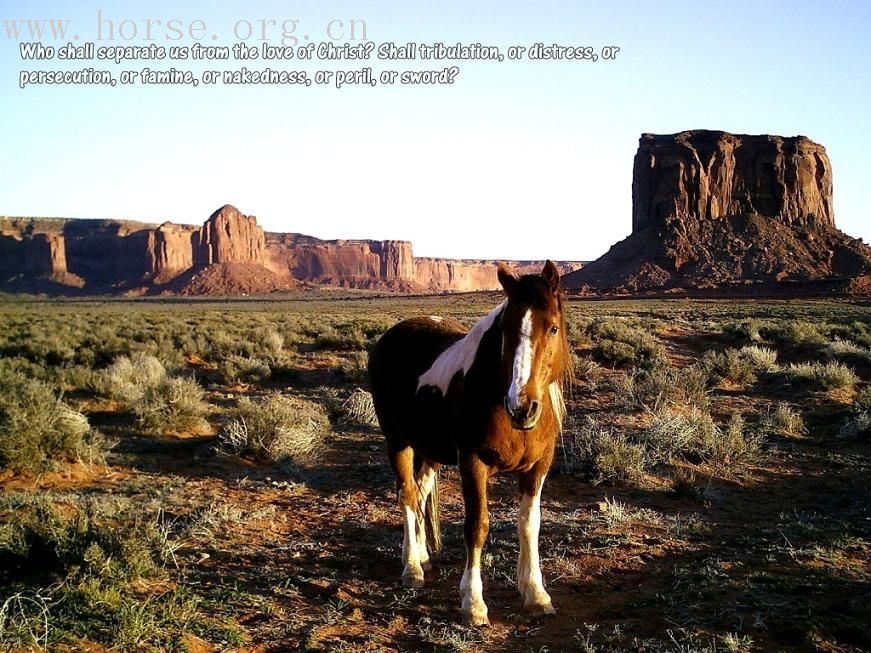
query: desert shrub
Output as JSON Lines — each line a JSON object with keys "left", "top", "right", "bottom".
{"left": 761, "top": 402, "right": 807, "bottom": 437}
{"left": 768, "top": 321, "right": 827, "bottom": 349}
{"left": 0, "top": 500, "right": 232, "bottom": 650}
{"left": 0, "top": 370, "right": 106, "bottom": 472}
{"left": 785, "top": 361, "right": 859, "bottom": 390}
{"left": 574, "top": 355, "right": 603, "bottom": 392}
{"left": 98, "top": 354, "right": 167, "bottom": 403}
{"left": 133, "top": 377, "right": 209, "bottom": 435}
{"left": 619, "top": 365, "right": 709, "bottom": 411}
{"left": 558, "top": 415, "right": 646, "bottom": 484}
{"left": 828, "top": 321, "right": 871, "bottom": 348}
{"left": 219, "top": 393, "right": 329, "bottom": 464}
{"left": 699, "top": 349, "right": 757, "bottom": 387}
{"left": 839, "top": 411, "right": 871, "bottom": 440}
{"left": 314, "top": 323, "right": 370, "bottom": 351}
{"left": 335, "top": 388, "right": 379, "bottom": 427}
{"left": 589, "top": 318, "right": 667, "bottom": 369}
{"left": 709, "top": 414, "right": 761, "bottom": 465}
{"left": 641, "top": 407, "right": 759, "bottom": 466}
{"left": 566, "top": 315, "right": 593, "bottom": 349}
{"left": 738, "top": 345, "right": 778, "bottom": 372}
{"left": 53, "top": 364, "right": 100, "bottom": 393}
{"left": 219, "top": 354, "right": 271, "bottom": 385}
{"left": 253, "top": 326, "right": 284, "bottom": 356}
{"left": 723, "top": 319, "right": 764, "bottom": 343}
{"left": 854, "top": 386, "right": 871, "bottom": 410}
{"left": 335, "top": 350, "right": 369, "bottom": 382}
{"left": 641, "top": 406, "right": 717, "bottom": 463}
{"left": 823, "top": 339, "right": 871, "bottom": 365}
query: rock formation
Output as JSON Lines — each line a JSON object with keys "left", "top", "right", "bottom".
{"left": 564, "top": 130, "right": 871, "bottom": 294}
{"left": 0, "top": 206, "right": 582, "bottom": 295}
{"left": 146, "top": 223, "right": 196, "bottom": 282}
{"left": 195, "top": 205, "right": 266, "bottom": 266}
{"left": 24, "top": 233, "right": 67, "bottom": 277}
{"left": 413, "top": 259, "right": 579, "bottom": 293}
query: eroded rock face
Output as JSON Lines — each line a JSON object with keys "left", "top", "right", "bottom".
{"left": 0, "top": 208, "right": 582, "bottom": 295}
{"left": 195, "top": 205, "right": 266, "bottom": 266}
{"left": 24, "top": 233, "right": 67, "bottom": 277}
{"left": 632, "top": 131, "right": 834, "bottom": 232}
{"left": 565, "top": 130, "right": 870, "bottom": 294}
{"left": 146, "top": 223, "right": 196, "bottom": 282}
{"left": 413, "top": 259, "right": 580, "bottom": 292}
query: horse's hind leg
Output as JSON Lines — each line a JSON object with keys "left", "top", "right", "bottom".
{"left": 414, "top": 458, "right": 440, "bottom": 571}
{"left": 389, "top": 445, "right": 425, "bottom": 588}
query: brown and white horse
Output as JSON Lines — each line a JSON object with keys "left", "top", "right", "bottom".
{"left": 368, "top": 261, "right": 570, "bottom": 625}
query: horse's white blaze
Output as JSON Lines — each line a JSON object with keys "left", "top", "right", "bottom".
{"left": 517, "top": 477, "right": 553, "bottom": 610}
{"left": 418, "top": 300, "right": 506, "bottom": 395}
{"left": 507, "top": 309, "right": 533, "bottom": 411}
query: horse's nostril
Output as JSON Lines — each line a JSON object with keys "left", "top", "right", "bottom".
{"left": 529, "top": 400, "right": 541, "bottom": 419}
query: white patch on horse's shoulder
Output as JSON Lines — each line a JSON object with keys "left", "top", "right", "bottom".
{"left": 417, "top": 300, "right": 506, "bottom": 395}
{"left": 429, "top": 315, "right": 443, "bottom": 322}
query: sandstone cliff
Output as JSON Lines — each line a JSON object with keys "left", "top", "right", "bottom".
{"left": 0, "top": 206, "right": 581, "bottom": 295}
{"left": 195, "top": 205, "right": 266, "bottom": 267}
{"left": 564, "top": 130, "right": 871, "bottom": 294}
{"left": 414, "top": 258, "right": 580, "bottom": 293}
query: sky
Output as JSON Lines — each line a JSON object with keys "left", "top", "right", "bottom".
{"left": 0, "top": 0, "right": 869, "bottom": 261}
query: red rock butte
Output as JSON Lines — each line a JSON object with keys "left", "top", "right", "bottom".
{"left": 0, "top": 205, "right": 582, "bottom": 295}
{"left": 564, "top": 130, "right": 871, "bottom": 295}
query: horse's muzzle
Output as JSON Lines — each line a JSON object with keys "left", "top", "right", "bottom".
{"left": 504, "top": 396, "right": 542, "bottom": 431}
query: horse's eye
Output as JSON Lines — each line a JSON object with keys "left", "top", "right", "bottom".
{"left": 549, "top": 325, "right": 559, "bottom": 336}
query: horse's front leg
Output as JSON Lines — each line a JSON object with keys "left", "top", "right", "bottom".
{"left": 517, "top": 467, "right": 555, "bottom": 616}
{"left": 459, "top": 453, "right": 490, "bottom": 626}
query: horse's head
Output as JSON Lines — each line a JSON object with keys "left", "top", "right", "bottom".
{"left": 497, "top": 260, "right": 569, "bottom": 431}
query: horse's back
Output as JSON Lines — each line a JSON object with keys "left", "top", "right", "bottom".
{"left": 369, "top": 316, "right": 466, "bottom": 462}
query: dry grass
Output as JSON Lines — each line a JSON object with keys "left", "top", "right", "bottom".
{"left": 219, "top": 392, "right": 329, "bottom": 464}
{"left": 0, "top": 369, "right": 106, "bottom": 472}
{"left": 133, "top": 377, "right": 210, "bottom": 435}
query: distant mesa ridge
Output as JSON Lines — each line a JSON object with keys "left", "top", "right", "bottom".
{"left": 563, "top": 130, "right": 871, "bottom": 294}
{"left": 6, "top": 130, "right": 868, "bottom": 297}
{"left": 0, "top": 204, "right": 582, "bottom": 295}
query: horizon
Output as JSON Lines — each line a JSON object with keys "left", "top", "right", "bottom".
{"left": 1, "top": 1, "right": 869, "bottom": 261}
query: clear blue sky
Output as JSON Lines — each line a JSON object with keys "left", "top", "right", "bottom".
{"left": 1, "top": 0, "right": 869, "bottom": 260}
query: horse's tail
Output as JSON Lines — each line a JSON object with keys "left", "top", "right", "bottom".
{"left": 424, "top": 473, "right": 442, "bottom": 556}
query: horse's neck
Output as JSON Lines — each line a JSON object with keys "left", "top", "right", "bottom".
{"left": 463, "top": 314, "right": 506, "bottom": 401}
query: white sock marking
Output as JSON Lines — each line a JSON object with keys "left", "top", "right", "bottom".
{"left": 518, "top": 477, "right": 552, "bottom": 610}
{"left": 507, "top": 309, "right": 533, "bottom": 411}
{"left": 460, "top": 563, "right": 486, "bottom": 616}
{"left": 415, "top": 465, "right": 436, "bottom": 565}
{"left": 402, "top": 503, "right": 419, "bottom": 569}
{"left": 418, "top": 300, "right": 506, "bottom": 395}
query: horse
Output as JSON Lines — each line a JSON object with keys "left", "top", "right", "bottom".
{"left": 368, "top": 261, "right": 571, "bottom": 625}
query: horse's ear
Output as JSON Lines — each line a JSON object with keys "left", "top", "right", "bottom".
{"left": 497, "top": 262, "right": 517, "bottom": 295}
{"left": 542, "top": 260, "right": 560, "bottom": 294}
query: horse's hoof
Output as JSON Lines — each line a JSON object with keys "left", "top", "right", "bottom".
{"left": 401, "top": 573, "right": 425, "bottom": 589}
{"left": 525, "top": 601, "right": 557, "bottom": 617}
{"left": 462, "top": 609, "right": 490, "bottom": 627}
